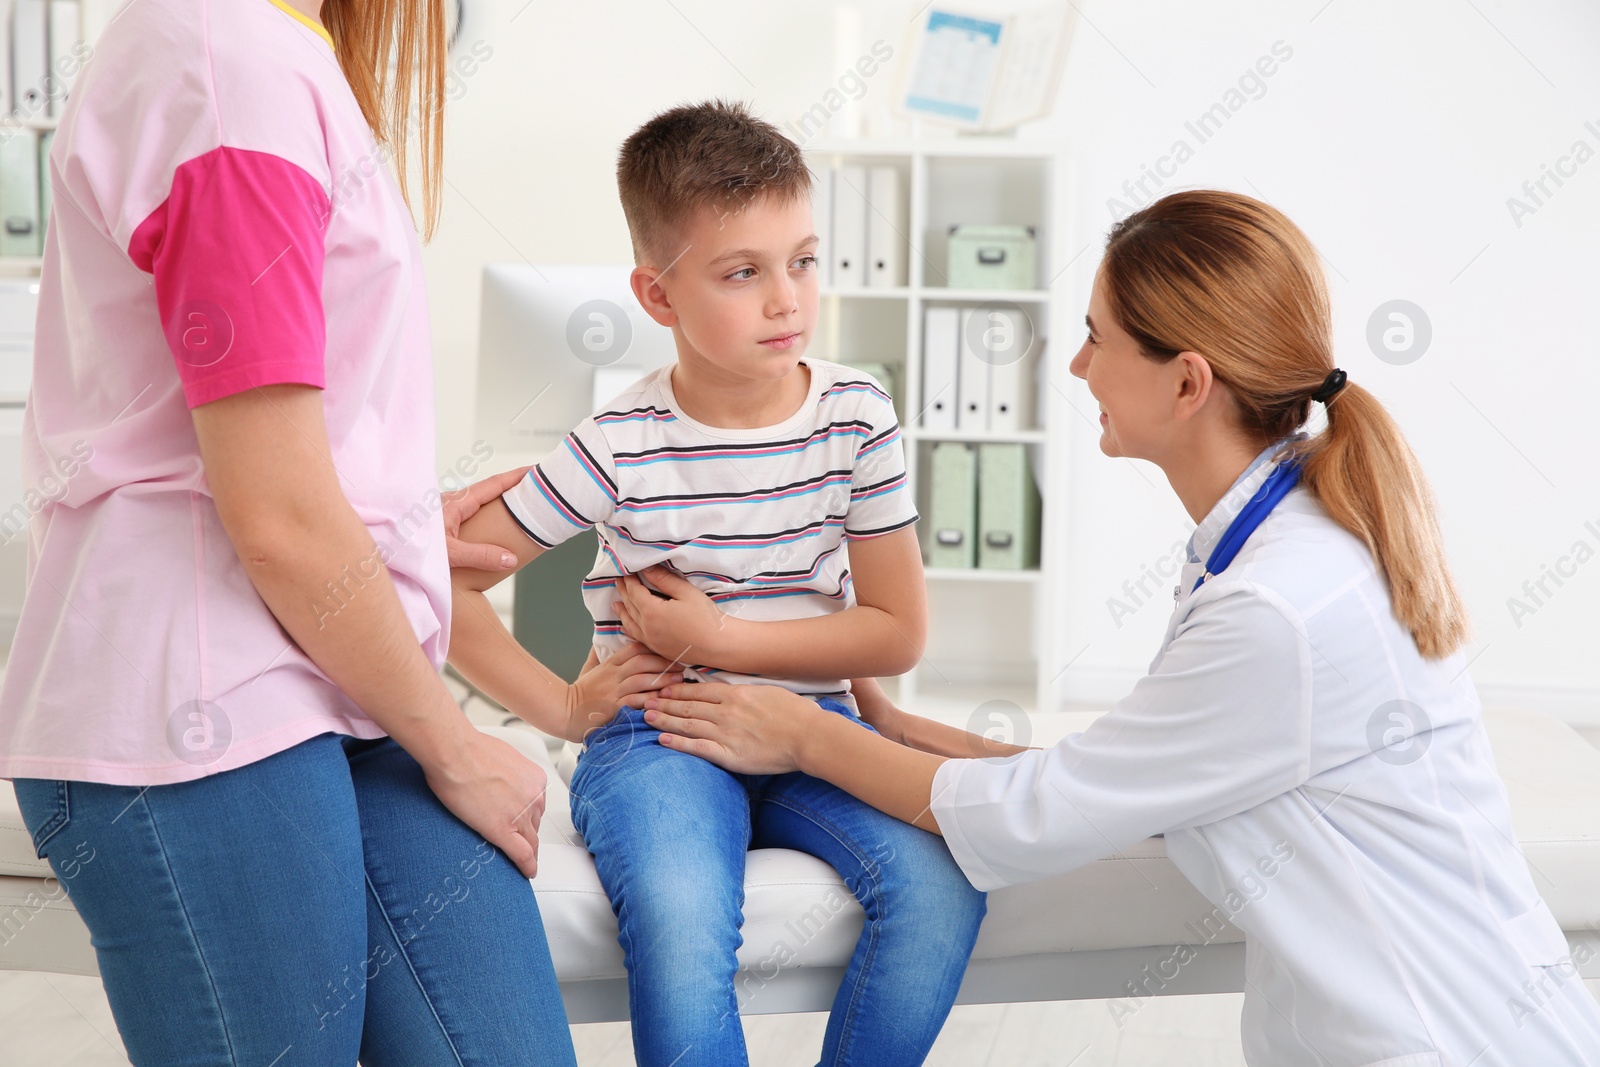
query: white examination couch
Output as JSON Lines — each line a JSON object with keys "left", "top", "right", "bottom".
{"left": 3, "top": 708, "right": 1599, "bottom": 1025}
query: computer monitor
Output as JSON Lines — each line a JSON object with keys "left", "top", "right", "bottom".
{"left": 474, "top": 263, "right": 678, "bottom": 464}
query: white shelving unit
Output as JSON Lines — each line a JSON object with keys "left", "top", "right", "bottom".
{"left": 804, "top": 137, "right": 1072, "bottom": 719}
{"left": 0, "top": 0, "right": 98, "bottom": 274}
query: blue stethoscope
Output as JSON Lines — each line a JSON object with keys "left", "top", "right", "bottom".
{"left": 1192, "top": 458, "right": 1303, "bottom": 592}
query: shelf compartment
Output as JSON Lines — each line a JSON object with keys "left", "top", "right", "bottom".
{"left": 922, "top": 156, "right": 1049, "bottom": 291}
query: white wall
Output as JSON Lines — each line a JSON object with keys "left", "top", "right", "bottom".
{"left": 421, "top": 0, "right": 1600, "bottom": 722}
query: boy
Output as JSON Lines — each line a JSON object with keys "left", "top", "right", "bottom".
{"left": 448, "top": 100, "right": 986, "bottom": 1067}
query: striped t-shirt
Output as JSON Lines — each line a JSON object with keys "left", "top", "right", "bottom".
{"left": 503, "top": 358, "right": 916, "bottom": 698}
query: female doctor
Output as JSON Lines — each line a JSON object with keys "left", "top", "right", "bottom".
{"left": 630, "top": 191, "right": 1600, "bottom": 1065}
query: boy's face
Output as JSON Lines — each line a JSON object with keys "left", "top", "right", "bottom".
{"left": 631, "top": 192, "right": 819, "bottom": 383}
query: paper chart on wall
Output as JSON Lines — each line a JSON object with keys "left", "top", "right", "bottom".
{"left": 904, "top": 12, "right": 1003, "bottom": 124}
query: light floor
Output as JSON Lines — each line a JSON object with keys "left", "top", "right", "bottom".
{"left": 4, "top": 662, "right": 1598, "bottom": 1064}
{"left": 0, "top": 971, "right": 1251, "bottom": 1066}
{"left": 3, "top": 972, "right": 1599, "bottom": 1066}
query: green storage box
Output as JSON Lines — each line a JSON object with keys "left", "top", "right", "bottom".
{"left": 947, "top": 224, "right": 1037, "bottom": 290}
{"left": 977, "top": 443, "right": 1041, "bottom": 570}
{"left": 0, "top": 129, "right": 41, "bottom": 258}
{"left": 926, "top": 441, "right": 977, "bottom": 569}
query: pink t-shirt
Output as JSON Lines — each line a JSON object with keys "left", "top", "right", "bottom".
{"left": 0, "top": 0, "right": 450, "bottom": 784}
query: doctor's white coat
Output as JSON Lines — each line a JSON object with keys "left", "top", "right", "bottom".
{"left": 930, "top": 469, "right": 1600, "bottom": 1066}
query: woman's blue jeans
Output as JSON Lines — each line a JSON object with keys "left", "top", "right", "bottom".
{"left": 570, "top": 700, "right": 987, "bottom": 1067}
{"left": 12, "top": 732, "right": 577, "bottom": 1066}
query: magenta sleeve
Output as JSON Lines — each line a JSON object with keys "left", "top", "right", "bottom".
{"left": 127, "top": 146, "right": 332, "bottom": 408}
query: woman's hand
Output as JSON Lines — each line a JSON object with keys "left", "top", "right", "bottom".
{"left": 443, "top": 467, "right": 531, "bottom": 571}
{"left": 567, "top": 641, "right": 683, "bottom": 742}
{"left": 422, "top": 725, "right": 552, "bottom": 880}
{"left": 643, "top": 682, "right": 822, "bottom": 774}
{"left": 613, "top": 565, "right": 733, "bottom": 666}
{"left": 649, "top": 682, "right": 952, "bottom": 833}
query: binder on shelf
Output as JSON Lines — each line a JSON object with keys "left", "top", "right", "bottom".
{"left": 984, "top": 307, "right": 1035, "bottom": 432}
{"left": 37, "top": 128, "right": 52, "bottom": 242}
{"left": 920, "top": 306, "right": 959, "bottom": 432}
{"left": 47, "top": 0, "right": 81, "bottom": 117}
{"left": 865, "top": 165, "right": 904, "bottom": 288}
{"left": 0, "top": 127, "right": 39, "bottom": 257}
{"left": 927, "top": 441, "right": 976, "bottom": 569}
{"left": 810, "top": 164, "right": 833, "bottom": 288}
{"left": 955, "top": 307, "right": 991, "bottom": 432}
{"left": 977, "top": 443, "right": 1040, "bottom": 570}
{"left": 989, "top": 352, "right": 1026, "bottom": 432}
{"left": 11, "top": 0, "right": 48, "bottom": 117}
{"left": 831, "top": 164, "right": 868, "bottom": 289}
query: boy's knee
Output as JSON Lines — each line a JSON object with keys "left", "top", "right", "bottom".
{"left": 917, "top": 867, "right": 987, "bottom": 917}
{"left": 870, "top": 840, "right": 986, "bottom": 922}
{"left": 621, "top": 870, "right": 744, "bottom": 932}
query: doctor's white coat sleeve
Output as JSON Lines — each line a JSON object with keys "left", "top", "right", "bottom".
{"left": 930, "top": 584, "right": 1315, "bottom": 891}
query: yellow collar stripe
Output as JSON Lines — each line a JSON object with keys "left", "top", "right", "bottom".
{"left": 265, "top": 0, "right": 334, "bottom": 49}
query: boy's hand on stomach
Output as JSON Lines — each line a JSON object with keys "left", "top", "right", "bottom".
{"left": 566, "top": 641, "right": 683, "bottom": 743}
{"left": 614, "top": 566, "right": 734, "bottom": 668}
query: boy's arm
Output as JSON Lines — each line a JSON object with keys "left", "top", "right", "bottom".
{"left": 850, "top": 676, "right": 1034, "bottom": 759}
{"left": 614, "top": 525, "right": 927, "bottom": 678}
{"left": 451, "top": 497, "right": 681, "bottom": 742}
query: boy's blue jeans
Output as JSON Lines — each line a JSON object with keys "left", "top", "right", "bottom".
{"left": 570, "top": 698, "right": 987, "bottom": 1067}
{"left": 13, "top": 733, "right": 577, "bottom": 1067}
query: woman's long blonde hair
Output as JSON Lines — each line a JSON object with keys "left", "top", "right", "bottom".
{"left": 323, "top": 0, "right": 446, "bottom": 240}
{"left": 1101, "top": 190, "right": 1468, "bottom": 658}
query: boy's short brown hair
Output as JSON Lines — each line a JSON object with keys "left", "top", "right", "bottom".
{"left": 617, "top": 100, "right": 812, "bottom": 266}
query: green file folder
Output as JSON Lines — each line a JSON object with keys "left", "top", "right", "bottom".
{"left": 0, "top": 129, "right": 40, "bottom": 257}
{"left": 927, "top": 441, "right": 977, "bottom": 569}
{"left": 977, "top": 443, "right": 1040, "bottom": 570}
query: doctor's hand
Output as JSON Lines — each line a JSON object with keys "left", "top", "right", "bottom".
{"left": 442, "top": 466, "right": 531, "bottom": 571}
{"left": 613, "top": 566, "right": 732, "bottom": 667}
{"left": 566, "top": 641, "right": 683, "bottom": 743}
{"left": 643, "top": 682, "right": 820, "bottom": 775}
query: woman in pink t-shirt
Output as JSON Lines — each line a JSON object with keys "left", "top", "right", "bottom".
{"left": 0, "top": 0, "right": 668, "bottom": 1060}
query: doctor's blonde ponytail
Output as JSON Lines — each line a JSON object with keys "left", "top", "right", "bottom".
{"left": 1100, "top": 191, "right": 1468, "bottom": 659}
